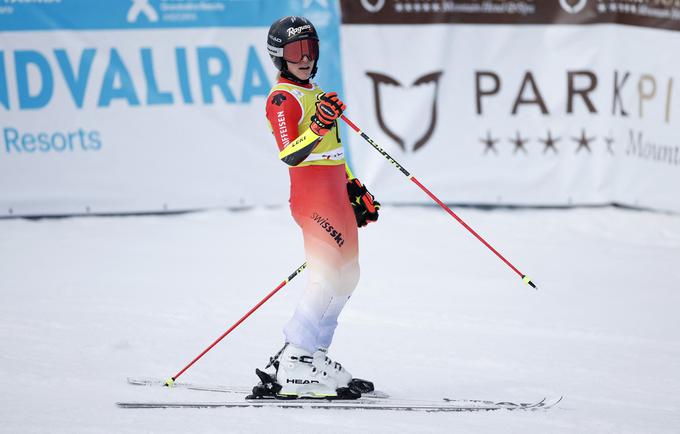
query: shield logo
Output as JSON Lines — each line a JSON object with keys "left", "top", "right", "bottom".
{"left": 360, "top": 0, "right": 386, "bottom": 13}
{"left": 366, "top": 71, "right": 443, "bottom": 152}
{"left": 559, "top": 0, "right": 588, "bottom": 14}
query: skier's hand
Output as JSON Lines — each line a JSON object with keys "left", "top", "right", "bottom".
{"left": 347, "top": 178, "right": 380, "bottom": 227}
{"left": 311, "top": 92, "right": 345, "bottom": 136}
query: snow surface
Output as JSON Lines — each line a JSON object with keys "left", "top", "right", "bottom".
{"left": 1, "top": 206, "right": 679, "bottom": 433}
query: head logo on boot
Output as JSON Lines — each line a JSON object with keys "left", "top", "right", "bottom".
{"left": 286, "top": 379, "right": 320, "bottom": 384}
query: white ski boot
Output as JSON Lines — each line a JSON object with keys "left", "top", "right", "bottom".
{"left": 276, "top": 344, "right": 338, "bottom": 398}
{"left": 313, "top": 348, "right": 352, "bottom": 389}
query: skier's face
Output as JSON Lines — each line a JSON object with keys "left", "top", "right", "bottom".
{"left": 287, "top": 56, "right": 315, "bottom": 81}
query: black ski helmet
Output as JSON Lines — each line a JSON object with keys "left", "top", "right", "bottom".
{"left": 267, "top": 16, "right": 319, "bottom": 82}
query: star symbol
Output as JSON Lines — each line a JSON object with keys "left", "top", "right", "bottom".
{"left": 604, "top": 132, "right": 615, "bottom": 155}
{"left": 396, "top": 3, "right": 404, "bottom": 12}
{"left": 432, "top": 2, "right": 441, "bottom": 11}
{"left": 509, "top": 131, "right": 529, "bottom": 154}
{"left": 539, "top": 130, "right": 560, "bottom": 154}
{"left": 480, "top": 130, "right": 499, "bottom": 155}
{"left": 572, "top": 128, "right": 596, "bottom": 154}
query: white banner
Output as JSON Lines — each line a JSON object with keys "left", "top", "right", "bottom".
{"left": 2, "top": 1, "right": 679, "bottom": 215}
{"left": 340, "top": 23, "right": 680, "bottom": 213}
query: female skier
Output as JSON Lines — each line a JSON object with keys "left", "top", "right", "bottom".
{"left": 261, "top": 16, "right": 379, "bottom": 399}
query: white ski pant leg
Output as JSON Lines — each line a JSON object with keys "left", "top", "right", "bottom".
{"left": 284, "top": 257, "right": 360, "bottom": 353}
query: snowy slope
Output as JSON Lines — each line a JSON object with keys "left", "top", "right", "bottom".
{"left": 1, "top": 206, "right": 679, "bottom": 433}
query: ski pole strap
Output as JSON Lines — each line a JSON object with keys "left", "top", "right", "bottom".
{"left": 345, "top": 163, "right": 355, "bottom": 180}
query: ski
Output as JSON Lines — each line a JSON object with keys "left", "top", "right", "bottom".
{"left": 127, "top": 377, "right": 390, "bottom": 399}
{"left": 116, "top": 396, "right": 562, "bottom": 411}
{"left": 124, "top": 377, "right": 562, "bottom": 412}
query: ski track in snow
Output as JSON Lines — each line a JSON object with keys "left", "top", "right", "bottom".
{"left": 1, "top": 206, "right": 679, "bottom": 433}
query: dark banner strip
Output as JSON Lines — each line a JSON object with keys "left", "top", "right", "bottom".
{"left": 341, "top": 1, "right": 680, "bottom": 31}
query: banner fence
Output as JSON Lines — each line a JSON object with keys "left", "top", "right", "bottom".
{"left": 1, "top": 0, "right": 678, "bottom": 216}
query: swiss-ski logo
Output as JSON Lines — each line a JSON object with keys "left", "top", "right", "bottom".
{"left": 311, "top": 212, "right": 344, "bottom": 247}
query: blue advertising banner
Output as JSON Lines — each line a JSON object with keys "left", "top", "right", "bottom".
{"left": 2, "top": 0, "right": 329, "bottom": 30}
{"left": 0, "top": 1, "right": 345, "bottom": 217}
{"left": 0, "top": 0, "right": 343, "bottom": 95}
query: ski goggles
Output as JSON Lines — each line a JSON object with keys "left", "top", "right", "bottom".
{"left": 283, "top": 39, "right": 319, "bottom": 63}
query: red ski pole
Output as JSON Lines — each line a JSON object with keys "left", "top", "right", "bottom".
{"left": 164, "top": 262, "right": 307, "bottom": 386}
{"left": 340, "top": 114, "right": 536, "bottom": 289}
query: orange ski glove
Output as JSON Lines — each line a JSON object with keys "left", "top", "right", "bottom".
{"left": 310, "top": 92, "right": 345, "bottom": 136}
